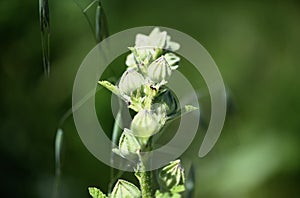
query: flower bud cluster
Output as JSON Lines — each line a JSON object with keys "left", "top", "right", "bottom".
{"left": 99, "top": 28, "right": 182, "bottom": 149}
{"left": 95, "top": 27, "right": 198, "bottom": 198}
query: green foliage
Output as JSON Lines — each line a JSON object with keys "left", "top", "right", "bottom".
{"left": 88, "top": 187, "right": 107, "bottom": 198}
{"left": 155, "top": 191, "right": 181, "bottom": 198}
{"left": 98, "top": 80, "right": 121, "bottom": 97}
{"left": 2, "top": 0, "right": 300, "bottom": 197}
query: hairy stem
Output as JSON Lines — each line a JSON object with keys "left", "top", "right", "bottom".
{"left": 138, "top": 137, "right": 155, "bottom": 198}
{"left": 138, "top": 167, "right": 152, "bottom": 198}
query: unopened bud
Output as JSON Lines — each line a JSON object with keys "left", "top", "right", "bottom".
{"left": 117, "top": 129, "right": 140, "bottom": 158}
{"left": 130, "top": 109, "right": 160, "bottom": 138}
{"left": 118, "top": 69, "right": 144, "bottom": 95}
{"left": 147, "top": 56, "right": 172, "bottom": 83}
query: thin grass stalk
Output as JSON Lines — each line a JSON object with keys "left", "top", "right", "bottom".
{"left": 39, "top": 0, "right": 50, "bottom": 77}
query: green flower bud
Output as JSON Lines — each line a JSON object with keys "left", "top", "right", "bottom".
{"left": 130, "top": 109, "right": 160, "bottom": 138}
{"left": 116, "top": 129, "right": 140, "bottom": 158}
{"left": 118, "top": 69, "right": 144, "bottom": 95}
{"left": 159, "top": 160, "right": 185, "bottom": 191}
{"left": 147, "top": 56, "right": 172, "bottom": 83}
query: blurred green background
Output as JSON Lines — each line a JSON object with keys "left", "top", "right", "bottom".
{"left": 1, "top": 0, "right": 300, "bottom": 197}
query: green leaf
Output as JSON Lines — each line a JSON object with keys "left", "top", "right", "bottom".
{"left": 155, "top": 190, "right": 168, "bottom": 198}
{"left": 88, "top": 187, "right": 107, "bottom": 198}
{"left": 98, "top": 80, "right": 120, "bottom": 96}
{"left": 155, "top": 190, "right": 181, "bottom": 198}
{"left": 167, "top": 105, "right": 198, "bottom": 121}
{"left": 111, "top": 179, "right": 141, "bottom": 198}
{"left": 170, "top": 185, "right": 185, "bottom": 193}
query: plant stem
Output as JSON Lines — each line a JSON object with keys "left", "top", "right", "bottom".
{"left": 139, "top": 168, "right": 152, "bottom": 198}
{"left": 135, "top": 158, "right": 152, "bottom": 198}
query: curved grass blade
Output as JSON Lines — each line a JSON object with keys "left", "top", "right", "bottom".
{"left": 55, "top": 128, "right": 63, "bottom": 176}
{"left": 95, "top": 2, "right": 109, "bottom": 42}
{"left": 52, "top": 128, "right": 64, "bottom": 198}
{"left": 39, "top": 0, "right": 50, "bottom": 77}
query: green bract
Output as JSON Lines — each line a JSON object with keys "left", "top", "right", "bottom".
{"left": 88, "top": 187, "right": 107, "bottom": 198}
{"left": 159, "top": 160, "right": 185, "bottom": 191}
{"left": 111, "top": 179, "right": 141, "bottom": 198}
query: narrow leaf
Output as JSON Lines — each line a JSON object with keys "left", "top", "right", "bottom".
{"left": 98, "top": 80, "right": 120, "bottom": 96}
{"left": 167, "top": 105, "right": 198, "bottom": 121}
